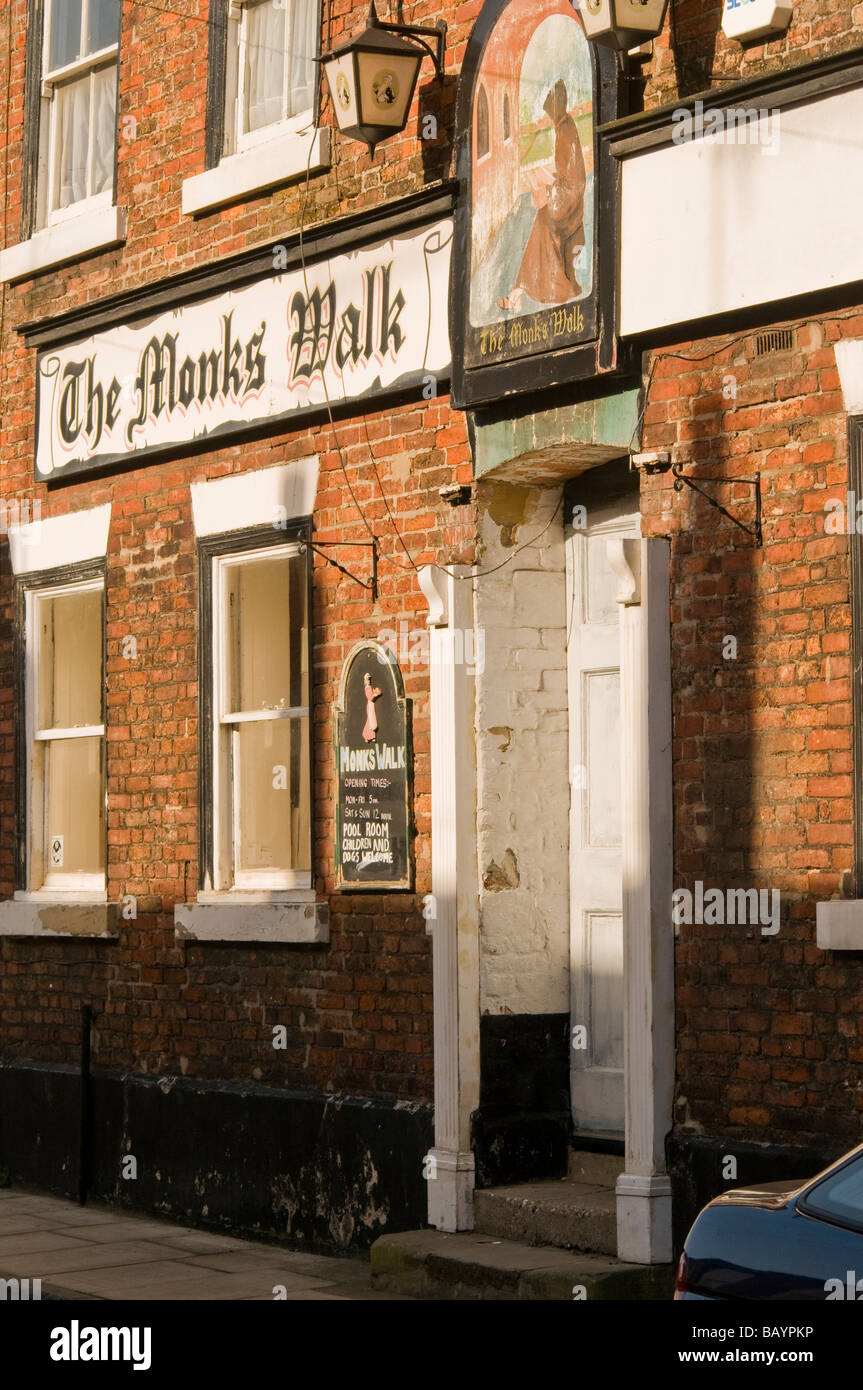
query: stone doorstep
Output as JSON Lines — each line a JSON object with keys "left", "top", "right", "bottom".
{"left": 473, "top": 1178, "right": 618, "bottom": 1256}
{"left": 567, "top": 1149, "right": 625, "bottom": 1186}
{"left": 370, "top": 1230, "right": 674, "bottom": 1302}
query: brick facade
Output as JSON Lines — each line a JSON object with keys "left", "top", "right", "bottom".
{"left": 641, "top": 316, "right": 861, "bottom": 1152}
{"left": 0, "top": 403, "right": 476, "bottom": 1097}
{"left": 643, "top": 0, "right": 863, "bottom": 108}
{"left": 0, "top": 2, "right": 480, "bottom": 1243}
{"left": 0, "top": 2, "right": 480, "bottom": 1111}
{"left": 3, "top": 0, "right": 863, "bottom": 1256}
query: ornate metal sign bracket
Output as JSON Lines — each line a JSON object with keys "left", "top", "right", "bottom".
{"left": 303, "top": 538, "right": 379, "bottom": 601}
{"left": 672, "top": 463, "right": 763, "bottom": 547}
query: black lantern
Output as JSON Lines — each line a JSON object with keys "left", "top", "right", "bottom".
{"left": 577, "top": 0, "right": 670, "bottom": 51}
{"left": 321, "top": 2, "right": 446, "bottom": 155}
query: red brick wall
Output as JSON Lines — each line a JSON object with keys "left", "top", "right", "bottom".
{"left": 640, "top": 313, "right": 862, "bottom": 1149}
{"left": 0, "top": 0, "right": 476, "bottom": 1101}
{"left": 3, "top": 0, "right": 863, "bottom": 1124}
{"left": 0, "top": 405, "right": 473, "bottom": 1099}
{"left": 641, "top": 0, "right": 863, "bottom": 109}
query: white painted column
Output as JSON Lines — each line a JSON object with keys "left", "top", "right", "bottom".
{"left": 607, "top": 538, "right": 675, "bottom": 1265}
{"left": 418, "top": 564, "right": 480, "bottom": 1231}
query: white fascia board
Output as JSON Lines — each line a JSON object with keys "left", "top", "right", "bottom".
{"left": 619, "top": 86, "right": 863, "bottom": 336}
{"left": 191, "top": 458, "right": 319, "bottom": 537}
{"left": 0, "top": 206, "right": 126, "bottom": 284}
{"left": 182, "top": 126, "right": 330, "bottom": 217}
{"left": 8, "top": 503, "right": 111, "bottom": 575}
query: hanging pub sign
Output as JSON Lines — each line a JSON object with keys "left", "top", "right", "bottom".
{"left": 450, "top": 0, "right": 626, "bottom": 407}
{"left": 34, "top": 218, "right": 453, "bottom": 482}
{"left": 334, "top": 642, "right": 413, "bottom": 892}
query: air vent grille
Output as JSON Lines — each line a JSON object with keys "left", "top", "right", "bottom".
{"left": 755, "top": 329, "right": 793, "bottom": 356}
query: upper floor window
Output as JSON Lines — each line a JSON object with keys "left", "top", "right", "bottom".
{"left": 39, "top": 0, "right": 121, "bottom": 224}
{"left": 223, "top": 0, "right": 317, "bottom": 156}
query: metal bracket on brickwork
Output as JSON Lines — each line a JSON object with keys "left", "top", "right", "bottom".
{"left": 671, "top": 463, "right": 763, "bottom": 547}
{"left": 303, "top": 538, "right": 378, "bottom": 602}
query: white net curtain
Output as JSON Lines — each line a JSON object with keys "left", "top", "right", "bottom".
{"left": 55, "top": 66, "right": 116, "bottom": 210}
{"left": 47, "top": 0, "right": 119, "bottom": 213}
{"left": 243, "top": 0, "right": 316, "bottom": 134}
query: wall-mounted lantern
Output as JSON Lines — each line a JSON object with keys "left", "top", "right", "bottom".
{"left": 320, "top": 2, "right": 446, "bottom": 155}
{"left": 576, "top": 0, "right": 670, "bottom": 51}
{"left": 722, "top": 0, "right": 792, "bottom": 43}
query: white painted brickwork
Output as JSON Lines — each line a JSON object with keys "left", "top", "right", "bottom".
{"left": 474, "top": 483, "right": 570, "bottom": 1015}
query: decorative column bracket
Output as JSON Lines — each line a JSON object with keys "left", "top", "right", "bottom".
{"left": 671, "top": 462, "right": 762, "bottom": 546}
{"left": 608, "top": 536, "right": 675, "bottom": 1266}
{"left": 417, "top": 563, "right": 480, "bottom": 1234}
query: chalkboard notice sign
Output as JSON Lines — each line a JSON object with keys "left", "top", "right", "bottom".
{"left": 334, "top": 642, "right": 413, "bottom": 891}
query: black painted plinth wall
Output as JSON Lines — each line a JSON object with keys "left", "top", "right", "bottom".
{"left": 3, "top": 1061, "right": 843, "bottom": 1259}
{"left": 666, "top": 1133, "right": 846, "bottom": 1257}
{"left": 0, "top": 1061, "right": 432, "bottom": 1252}
{"left": 471, "top": 1013, "right": 572, "bottom": 1187}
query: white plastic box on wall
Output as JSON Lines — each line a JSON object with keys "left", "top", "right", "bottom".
{"left": 722, "top": 0, "right": 793, "bottom": 43}
{"left": 816, "top": 901, "right": 863, "bottom": 952}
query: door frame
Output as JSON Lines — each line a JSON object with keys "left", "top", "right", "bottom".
{"left": 566, "top": 484, "right": 640, "bottom": 1141}
{"left": 565, "top": 464, "right": 675, "bottom": 1265}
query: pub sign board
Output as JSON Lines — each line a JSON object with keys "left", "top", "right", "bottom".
{"left": 449, "top": 0, "right": 626, "bottom": 408}
{"left": 334, "top": 642, "right": 413, "bottom": 892}
{"left": 35, "top": 219, "right": 453, "bottom": 482}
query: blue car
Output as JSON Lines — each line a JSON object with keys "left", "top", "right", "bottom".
{"left": 675, "top": 1143, "right": 863, "bottom": 1300}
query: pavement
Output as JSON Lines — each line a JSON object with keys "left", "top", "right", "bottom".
{"left": 0, "top": 1187, "right": 408, "bottom": 1300}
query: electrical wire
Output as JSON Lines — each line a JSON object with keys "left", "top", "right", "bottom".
{"left": 296, "top": 87, "right": 376, "bottom": 546}
{"left": 294, "top": 59, "right": 541, "bottom": 587}
{"left": 0, "top": 0, "right": 11, "bottom": 431}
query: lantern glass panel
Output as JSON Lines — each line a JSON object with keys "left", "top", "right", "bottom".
{"left": 324, "top": 51, "right": 360, "bottom": 130}
{"left": 616, "top": 0, "right": 667, "bottom": 33}
{"left": 578, "top": 0, "right": 668, "bottom": 49}
{"left": 356, "top": 47, "right": 420, "bottom": 130}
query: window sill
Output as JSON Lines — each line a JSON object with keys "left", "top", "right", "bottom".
{"left": 181, "top": 125, "right": 330, "bottom": 217}
{"left": 174, "top": 898, "right": 329, "bottom": 944}
{"left": 195, "top": 889, "right": 315, "bottom": 904}
{"left": 0, "top": 898, "right": 118, "bottom": 938}
{"left": 816, "top": 900, "right": 863, "bottom": 951}
{"left": 0, "top": 205, "right": 127, "bottom": 284}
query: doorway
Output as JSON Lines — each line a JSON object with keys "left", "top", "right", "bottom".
{"left": 565, "top": 462, "right": 639, "bottom": 1139}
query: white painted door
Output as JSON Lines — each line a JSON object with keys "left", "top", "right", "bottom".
{"left": 566, "top": 492, "right": 639, "bottom": 1138}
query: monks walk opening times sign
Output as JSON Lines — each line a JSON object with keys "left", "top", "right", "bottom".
{"left": 35, "top": 219, "right": 453, "bottom": 481}
{"left": 334, "top": 644, "right": 412, "bottom": 892}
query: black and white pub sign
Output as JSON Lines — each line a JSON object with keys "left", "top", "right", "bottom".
{"left": 334, "top": 642, "right": 413, "bottom": 892}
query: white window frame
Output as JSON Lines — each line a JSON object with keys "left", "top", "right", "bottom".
{"left": 38, "top": 0, "right": 120, "bottom": 229}
{"left": 211, "top": 542, "right": 311, "bottom": 893}
{"left": 23, "top": 576, "right": 106, "bottom": 897}
{"left": 224, "top": 0, "right": 316, "bottom": 158}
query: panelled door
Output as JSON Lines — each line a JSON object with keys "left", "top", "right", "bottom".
{"left": 566, "top": 480, "right": 639, "bottom": 1138}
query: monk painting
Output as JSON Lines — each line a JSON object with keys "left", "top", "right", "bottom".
{"left": 362, "top": 672, "right": 382, "bottom": 743}
{"left": 499, "top": 79, "right": 587, "bottom": 311}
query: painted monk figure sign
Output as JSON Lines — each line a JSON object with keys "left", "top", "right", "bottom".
{"left": 362, "top": 672, "right": 382, "bottom": 742}
{"left": 500, "top": 79, "right": 587, "bottom": 310}
{"left": 465, "top": 0, "right": 597, "bottom": 368}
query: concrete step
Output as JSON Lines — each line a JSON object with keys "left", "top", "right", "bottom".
{"left": 473, "top": 1176, "right": 618, "bottom": 1255}
{"left": 370, "top": 1229, "right": 673, "bottom": 1301}
{"left": 568, "top": 1149, "right": 624, "bottom": 1187}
